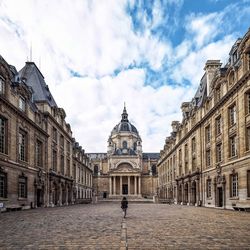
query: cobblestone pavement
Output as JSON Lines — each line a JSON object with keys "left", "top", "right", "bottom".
{"left": 0, "top": 203, "right": 250, "bottom": 250}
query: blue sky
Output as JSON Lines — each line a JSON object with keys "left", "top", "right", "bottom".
{"left": 0, "top": 0, "right": 250, "bottom": 152}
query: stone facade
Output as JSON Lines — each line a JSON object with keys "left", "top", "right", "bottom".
{"left": 157, "top": 28, "right": 250, "bottom": 209}
{"left": 73, "top": 140, "right": 93, "bottom": 203}
{"left": 88, "top": 107, "right": 159, "bottom": 199}
{"left": 0, "top": 57, "right": 92, "bottom": 211}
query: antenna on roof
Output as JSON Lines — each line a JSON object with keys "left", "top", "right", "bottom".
{"left": 39, "top": 56, "right": 41, "bottom": 70}
{"left": 29, "top": 41, "right": 32, "bottom": 62}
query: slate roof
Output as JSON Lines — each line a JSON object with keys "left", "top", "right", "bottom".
{"left": 142, "top": 153, "right": 160, "bottom": 160}
{"left": 18, "top": 62, "right": 57, "bottom": 107}
{"left": 193, "top": 73, "right": 207, "bottom": 108}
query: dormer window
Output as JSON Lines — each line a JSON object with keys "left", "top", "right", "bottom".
{"left": 19, "top": 96, "right": 26, "bottom": 111}
{"left": 122, "top": 141, "right": 127, "bottom": 149}
{"left": 0, "top": 77, "right": 5, "bottom": 95}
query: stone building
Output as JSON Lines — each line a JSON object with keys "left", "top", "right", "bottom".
{"left": 157, "top": 28, "right": 250, "bottom": 209}
{"left": 73, "top": 140, "right": 93, "bottom": 203}
{"left": 88, "top": 106, "right": 159, "bottom": 200}
{"left": 0, "top": 57, "right": 92, "bottom": 211}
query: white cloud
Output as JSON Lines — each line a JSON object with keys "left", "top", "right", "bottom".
{"left": 0, "top": 0, "right": 243, "bottom": 153}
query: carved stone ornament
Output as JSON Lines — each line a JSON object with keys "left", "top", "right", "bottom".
{"left": 216, "top": 163, "right": 222, "bottom": 174}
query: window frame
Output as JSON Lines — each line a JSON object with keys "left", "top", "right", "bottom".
{"left": 0, "top": 77, "right": 5, "bottom": 95}
{"left": 206, "top": 149, "right": 211, "bottom": 167}
{"left": 18, "top": 175, "right": 27, "bottom": 198}
{"left": 0, "top": 116, "right": 7, "bottom": 155}
{"left": 18, "top": 129, "right": 27, "bottom": 162}
{"left": 216, "top": 143, "right": 222, "bottom": 163}
{"left": 245, "top": 92, "right": 250, "bottom": 115}
{"left": 0, "top": 171, "right": 7, "bottom": 198}
{"left": 18, "top": 95, "right": 26, "bottom": 112}
{"left": 205, "top": 125, "right": 211, "bottom": 144}
{"left": 207, "top": 178, "right": 212, "bottom": 198}
{"left": 35, "top": 139, "right": 43, "bottom": 167}
{"left": 229, "top": 135, "right": 237, "bottom": 158}
{"left": 215, "top": 116, "right": 222, "bottom": 136}
{"left": 228, "top": 103, "right": 236, "bottom": 127}
{"left": 230, "top": 173, "right": 238, "bottom": 198}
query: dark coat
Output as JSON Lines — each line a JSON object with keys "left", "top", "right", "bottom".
{"left": 121, "top": 200, "right": 128, "bottom": 209}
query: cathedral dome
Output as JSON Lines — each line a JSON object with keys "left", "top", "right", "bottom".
{"left": 111, "top": 106, "right": 139, "bottom": 136}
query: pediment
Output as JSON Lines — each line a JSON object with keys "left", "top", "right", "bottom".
{"left": 110, "top": 162, "right": 140, "bottom": 173}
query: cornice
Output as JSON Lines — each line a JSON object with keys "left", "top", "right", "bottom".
{"left": 158, "top": 70, "right": 250, "bottom": 165}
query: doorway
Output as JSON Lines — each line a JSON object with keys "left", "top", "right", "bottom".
{"left": 122, "top": 184, "right": 128, "bottom": 195}
{"left": 218, "top": 187, "right": 223, "bottom": 207}
{"left": 37, "top": 188, "right": 42, "bottom": 207}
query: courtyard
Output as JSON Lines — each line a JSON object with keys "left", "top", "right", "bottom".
{"left": 0, "top": 203, "right": 250, "bottom": 249}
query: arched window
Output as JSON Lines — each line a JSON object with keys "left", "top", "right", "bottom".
{"left": 151, "top": 165, "right": 157, "bottom": 176}
{"left": 122, "top": 141, "right": 127, "bottom": 149}
{"left": 94, "top": 165, "right": 98, "bottom": 175}
{"left": 133, "top": 142, "right": 137, "bottom": 150}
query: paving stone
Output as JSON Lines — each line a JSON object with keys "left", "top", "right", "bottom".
{"left": 0, "top": 203, "right": 250, "bottom": 249}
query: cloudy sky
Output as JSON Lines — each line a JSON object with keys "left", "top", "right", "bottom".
{"left": 0, "top": 0, "right": 250, "bottom": 152}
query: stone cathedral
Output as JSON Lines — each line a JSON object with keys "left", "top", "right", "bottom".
{"left": 88, "top": 106, "right": 160, "bottom": 199}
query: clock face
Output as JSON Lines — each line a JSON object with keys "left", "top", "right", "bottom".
{"left": 122, "top": 148, "right": 128, "bottom": 154}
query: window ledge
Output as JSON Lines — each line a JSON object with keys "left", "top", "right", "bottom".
{"left": 0, "top": 198, "right": 8, "bottom": 201}
{"left": 18, "top": 198, "right": 27, "bottom": 201}
{"left": 228, "top": 155, "right": 238, "bottom": 161}
{"left": 229, "top": 197, "right": 239, "bottom": 200}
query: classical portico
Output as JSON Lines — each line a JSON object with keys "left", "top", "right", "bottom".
{"left": 90, "top": 106, "right": 159, "bottom": 200}
{"left": 109, "top": 175, "right": 142, "bottom": 196}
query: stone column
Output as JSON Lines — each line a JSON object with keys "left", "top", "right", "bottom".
{"left": 109, "top": 177, "right": 112, "bottom": 196}
{"left": 65, "top": 185, "right": 68, "bottom": 205}
{"left": 181, "top": 184, "right": 184, "bottom": 204}
{"left": 135, "top": 176, "right": 137, "bottom": 195}
{"left": 59, "top": 184, "right": 62, "bottom": 206}
{"left": 128, "top": 176, "right": 130, "bottom": 195}
{"left": 113, "top": 176, "right": 116, "bottom": 195}
{"left": 120, "top": 176, "right": 122, "bottom": 195}
{"left": 138, "top": 176, "right": 141, "bottom": 195}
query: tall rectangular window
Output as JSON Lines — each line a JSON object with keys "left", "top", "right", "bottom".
{"left": 18, "top": 129, "right": 27, "bottom": 161}
{"left": 35, "top": 140, "right": 42, "bottom": 167}
{"left": 247, "top": 171, "right": 250, "bottom": 197}
{"left": 18, "top": 176, "right": 27, "bottom": 198}
{"left": 60, "top": 155, "right": 64, "bottom": 175}
{"left": 19, "top": 96, "right": 26, "bottom": 111}
{"left": 184, "top": 144, "right": 188, "bottom": 162}
{"left": 0, "top": 78, "right": 5, "bottom": 95}
{"left": 207, "top": 179, "right": 212, "bottom": 198}
{"left": 245, "top": 92, "right": 250, "bottom": 115}
{"left": 0, "top": 171, "right": 7, "bottom": 198}
{"left": 67, "top": 159, "right": 70, "bottom": 177}
{"left": 229, "top": 135, "right": 237, "bottom": 157}
{"left": 52, "top": 149, "right": 57, "bottom": 171}
{"left": 246, "top": 127, "right": 250, "bottom": 151}
{"left": 205, "top": 125, "right": 211, "bottom": 143}
{"left": 192, "top": 137, "right": 196, "bottom": 152}
{"left": 215, "top": 86, "right": 221, "bottom": 103}
{"left": 52, "top": 127, "right": 57, "bottom": 142}
{"left": 0, "top": 117, "right": 7, "bottom": 154}
{"left": 229, "top": 104, "right": 236, "bottom": 126}
{"left": 60, "top": 135, "right": 64, "bottom": 149}
{"left": 67, "top": 141, "right": 70, "bottom": 154}
{"left": 206, "top": 150, "right": 211, "bottom": 167}
{"left": 216, "top": 143, "right": 222, "bottom": 163}
{"left": 230, "top": 174, "right": 238, "bottom": 197}
{"left": 215, "top": 116, "right": 222, "bottom": 136}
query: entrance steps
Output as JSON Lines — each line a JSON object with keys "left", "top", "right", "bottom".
{"left": 98, "top": 196, "right": 154, "bottom": 203}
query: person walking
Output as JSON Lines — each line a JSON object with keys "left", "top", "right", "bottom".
{"left": 121, "top": 197, "right": 128, "bottom": 218}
